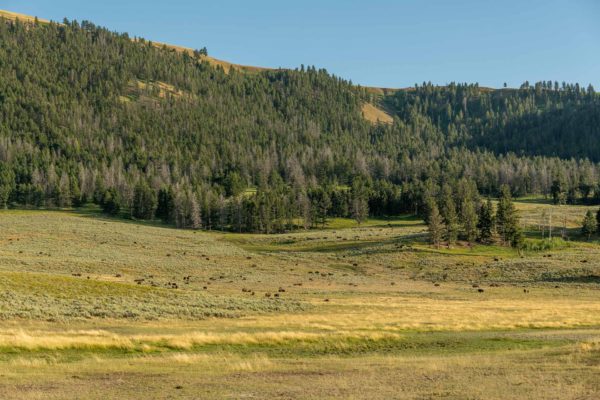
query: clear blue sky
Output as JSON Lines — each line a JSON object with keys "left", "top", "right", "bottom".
{"left": 3, "top": 0, "right": 599, "bottom": 88}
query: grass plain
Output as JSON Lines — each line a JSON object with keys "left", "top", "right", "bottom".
{"left": 0, "top": 199, "right": 599, "bottom": 399}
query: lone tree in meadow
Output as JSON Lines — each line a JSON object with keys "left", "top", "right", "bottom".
{"left": 582, "top": 210, "right": 597, "bottom": 240}
{"left": 427, "top": 202, "right": 444, "bottom": 248}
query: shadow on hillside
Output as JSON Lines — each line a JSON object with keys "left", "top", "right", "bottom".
{"left": 75, "top": 207, "right": 426, "bottom": 237}
{"left": 540, "top": 275, "right": 600, "bottom": 284}
{"left": 367, "top": 221, "right": 424, "bottom": 229}
{"left": 325, "top": 214, "right": 424, "bottom": 230}
{"left": 467, "top": 104, "right": 600, "bottom": 162}
{"left": 239, "top": 232, "right": 429, "bottom": 254}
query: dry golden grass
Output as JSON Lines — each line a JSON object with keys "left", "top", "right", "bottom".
{"left": 133, "top": 80, "right": 186, "bottom": 98}
{"left": 1, "top": 341, "right": 599, "bottom": 399}
{"left": 147, "top": 40, "right": 271, "bottom": 74}
{"left": 361, "top": 102, "right": 394, "bottom": 124}
{"left": 0, "top": 10, "right": 48, "bottom": 24}
{"left": 2, "top": 286, "right": 600, "bottom": 358}
{"left": 0, "top": 326, "right": 404, "bottom": 352}
{"left": 514, "top": 199, "right": 598, "bottom": 229}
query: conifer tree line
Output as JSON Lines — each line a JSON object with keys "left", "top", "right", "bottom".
{"left": 0, "top": 17, "right": 599, "bottom": 232}
{"left": 426, "top": 184, "right": 522, "bottom": 248}
{"left": 580, "top": 208, "right": 600, "bottom": 241}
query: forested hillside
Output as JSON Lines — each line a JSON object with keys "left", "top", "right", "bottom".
{"left": 385, "top": 82, "right": 600, "bottom": 160}
{"left": 0, "top": 15, "right": 599, "bottom": 232}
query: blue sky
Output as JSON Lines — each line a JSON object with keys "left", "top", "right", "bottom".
{"left": 3, "top": 0, "right": 599, "bottom": 88}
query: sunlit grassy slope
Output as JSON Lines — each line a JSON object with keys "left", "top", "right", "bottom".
{"left": 0, "top": 199, "right": 599, "bottom": 398}
{"left": 0, "top": 9, "right": 267, "bottom": 75}
{"left": 0, "top": 9, "right": 48, "bottom": 23}
{"left": 361, "top": 102, "right": 394, "bottom": 124}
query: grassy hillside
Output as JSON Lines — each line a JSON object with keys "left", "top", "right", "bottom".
{"left": 0, "top": 9, "right": 49, "bottom": 23}
{"left": 1, "top": 201, "right": 600, "bottom": 398}
{"left": 0, "top": 9, "right": 268, "bottom": 75}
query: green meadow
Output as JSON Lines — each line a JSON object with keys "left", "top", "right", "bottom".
{"left": 0, "top": 200, "right": 600, "bottom": 399}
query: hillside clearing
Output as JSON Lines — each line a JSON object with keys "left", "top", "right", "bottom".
{"left": 361, "top": 102, "right": 394, "bottom": 124}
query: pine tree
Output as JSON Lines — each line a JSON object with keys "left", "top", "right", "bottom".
{"left": 202, "top": 190, "right": 213, "bottom": 230}
{"left": 256, "top": 190, "right": 272, "bottom": 233}
{"left": 71, "top": 176, "right": 84, "bottom": 207}
{"left": 173, "top": 189, "right": 201, "bottom": 229}
{"left": 509, "top": 224, "right": 524, "bottom": 249}
{"left": 156, "top": 187, "right": 175, "bottom": 223}
{"left": 231, "top": 197, "right": 243, "bottom": 233}
{"left": 461, "top": 199, "right": 479, "bottom": 245}
{"left": 217, "top": 194, "right": 228, "bottom": 231}
{"left": 496, "top": 185, "right": 522, "bottom": 248}
{"left": 189, "top": 194, "right": 202, "bottom": 229}
{"left": 0, "top": 164, "right": 14, "bottom": 209}
{"left": 224, "top": 172, "right": 245, "bottom": 197}
{"left": 582, "top": 210, "right": 597, "bottom": 240}
{"left": 351, "top": 179, "right": 369, "bottom": 225}
{"left": 100, "top": 188, "right": 121, "bottom": 216}
{"left": 318, "top": 191, "right": 332, "bottom": 228}
{"left": 477, "top": 198, "right": 494, "bottom": 243}
{"left": 496, "top": 188, "right": 509, "bottom": 242}
{"left": 551, "top": 179, "right": 567, "bottom": 205}
{"left": 427, "top": 202, "right": 444, "bottom": 247}
{"left": 297, "top": 192, "right": 312, "bottom": 230}
{"left": 58, "top": 173, "right": 72, "bottom": 208}
{"left": 132, "top": 182, "right": 157, "bottom": 220}
{"left": 441, "top": 185, "right": 459, "bottom": 245}
{"left": 310, "top": 188, "right": 331, "bottom": 228}
{"left": 351, "top": 196, "right": 369, "bottom": 225}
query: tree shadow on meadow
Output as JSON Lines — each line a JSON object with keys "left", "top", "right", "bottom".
{"left": 71, "top": 205, "right": 178, "bottom": 230}
{"left": 540, "top": 275, "right": 600, "bottom": 284}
